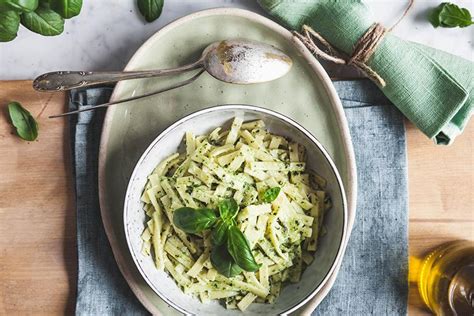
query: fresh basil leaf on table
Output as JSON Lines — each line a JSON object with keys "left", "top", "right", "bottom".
{"left": 137, "top": 0, "right": 163, "bottom": 23}
{"left": 218, "top": 198, "right": 239, "bottom": 222}
{"left": 429, "top": 2, "right": 473, "bottom": 28}
{"left": 210, "top": 244, "right": 242, "bottom": 278}
{"left": 21, "top": 6, "right": 64, "bottom": 35}
{"left": 7, "top": 101, "right": 39, "bottom": 141}
{"left": 227, "top": 226, "right": 260, "bottom": 272}
{"left": 0, "top": 10, "right": 20, "bottom": 41}
{"left": 211, "top": 220, "right": 228, "bottom": 246}
{"left": 173, "top": 207, "right": 217, "bottom": 234}
{"left": 49, "top": 0, "right": 82, "bottom": 19}
{"left": 0, "top": 0, "right": 38, "bottom": 12}
{"left": 262, "top": 186, "right": 281, "bottom": 203}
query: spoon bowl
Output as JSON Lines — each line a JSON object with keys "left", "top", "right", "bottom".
{"left": 202, "top": 39, "right": 292, "bottom": 84}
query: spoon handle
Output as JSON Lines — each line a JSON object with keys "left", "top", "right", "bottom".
{"left": 33, "top": 60, "right": 202, "bottom": 91}
{"left": 49, "top": 69, "right": 205, "bottom": 118}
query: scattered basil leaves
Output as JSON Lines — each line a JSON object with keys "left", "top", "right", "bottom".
{"left": 172, "top": 207, "right": 217, "bottom": 234}
{"left": 137, "top": 0, "right": 163, "bottom": 23}
{"left": 0, "top": 10, "right": 20, "bottom": 41}
{"left": 49, "top": 0, "right": 82, "bottom": 19}
{"left": 21, "top": 6, "right": 64, "bottom": 36}
{"left": 218, "top": 198, "right": 239, "bottom": 222}
{"left": 211, "top": 219, "right": 228, "bottom": 246}
{"left": 0, "top": 0, "right": 38, "bottom": 13}
{"left": 262, "top": 186, "right": 281, "bottom": 203}
{"left": 227, "top": 226, "right": 260, "bottom": 272}
{"left": 429, "top": 2, "right": 473, "bottom": 28}
{"left": 210, "top": 245, "right": 243, "bottom": 278}
{"left": 7, "top": 101, "right": 39, "bottom": 141}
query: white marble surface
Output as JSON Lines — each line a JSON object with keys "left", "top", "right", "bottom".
{"left": 0, "top": 0, "right": 472, "bottom": 80}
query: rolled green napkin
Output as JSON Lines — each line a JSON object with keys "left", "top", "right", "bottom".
{"left": 259, "top": 0, "right": 473, "bottom": 144}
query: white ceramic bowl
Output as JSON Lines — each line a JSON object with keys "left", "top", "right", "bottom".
{"left": 124, "top": 105, "right": 347, "bottom": 315}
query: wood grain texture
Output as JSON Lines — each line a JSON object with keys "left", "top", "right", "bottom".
{"left": 0, "top": 81, "right": 472, "bottom": 315}
{"left": 0, "top": 81, "right": 76, "bottom": 316}
{"left": 406, "top": 120, "right": 474, "bottom": 316}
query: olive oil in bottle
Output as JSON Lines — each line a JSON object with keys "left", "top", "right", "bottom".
{"left": 418, "top": 240, "right": 474, "bottom": 315}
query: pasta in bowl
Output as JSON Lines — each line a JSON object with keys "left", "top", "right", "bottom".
{"left": 124, "top": 105, "right": 347, "bottom": 315}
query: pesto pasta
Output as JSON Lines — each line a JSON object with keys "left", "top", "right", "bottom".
{"left": 140, "top": 117, "right": 331, "bottom": 311}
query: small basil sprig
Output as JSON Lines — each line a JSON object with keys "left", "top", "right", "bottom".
{"left": 210, "top": 244, "right": 242, "bottom": 278}
{"left": 137, "top": 0, "right": 164, "bottom": 23}
{"left": 173, "top": 207, "right": 217, "bottom": 234}
{"left": 172, "top": 198, "right": 260, "bottom": 277}
{"left": 0, "top": 0, "right": 83, "bottom": 42}
{"left": 218, "top": 198, "right": 239, "bottom": 222}
{"left": 262, "top": 187, "right": 281, "bottom": 203}
{"left": 8, "top": 101, "right": 39, "bottom": 141}
{"left": 227, "top": 226, "right": 261, "bottom": 272}
{"left": 211, "top": 219, "right": 228, "bottom": 246}
{"left": 429, "top": 2, "right": 473, "bottom": 28}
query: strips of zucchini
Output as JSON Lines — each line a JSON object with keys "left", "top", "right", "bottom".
{"left": 152, "top": 153, "right": 179, "bottom": 176}
{"left": 237, "top": 293, "right": 258, "bottom": 311}
{"left": 185, "top": 132, "right": 196, "bottom": 155}
{"left": 307, "top": 193, "right": 321, "bottom": 251}
{"left": 187, "top": 252, "right": 210, "bottom": 278}
{"left": 164, "top": 257, "right": 191, "bottom": 287}
{"left": 215, "top": 275, "right": 269, "bottom": 298}
{"left": 225, "top": 117, "right": 243, "bottom": 145}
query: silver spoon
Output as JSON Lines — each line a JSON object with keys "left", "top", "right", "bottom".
{"left": 35, "top": 39, "right": 292, "bottom": 117}
{"left": 35, "top": 39, "right": 292, "bottom": 91}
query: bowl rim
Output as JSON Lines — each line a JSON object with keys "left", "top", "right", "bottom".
{"left": 123, "top": 104, "right": 348, "bottom": 315}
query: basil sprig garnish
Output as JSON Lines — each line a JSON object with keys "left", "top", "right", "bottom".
{"left": 211, "top": 219, "right": 228, "bottom": 246}
{"left": 172, "top": 198, "right": 260, "bottom": 277}
{"left": 262, "top": 186, "right": 281, "bottom": 203}
{"left": 218, "top": 198, "right": 239, "bottom": 222}
{"left": 172, "top": 207, "right": 217, "bottom": 234}
{"left": 210, "top": 244, "right": 243, "bottom": 278}
{"left": 227, "top": 226, "right": 261, "bottom": 272}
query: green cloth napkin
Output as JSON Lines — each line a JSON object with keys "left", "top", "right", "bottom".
{"left": 258, "top": 0, "right": 473, "bottom": 144}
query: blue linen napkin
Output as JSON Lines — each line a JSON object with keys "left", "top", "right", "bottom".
{"left": 70, "top": 80, "right": 408, "bottom": 315}
{"left": 70, "top": 87, "right": 147, "bottom": 315}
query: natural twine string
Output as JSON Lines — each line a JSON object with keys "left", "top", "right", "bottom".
{"left": 293, "top": 0, "right": 414, "bottom": 87}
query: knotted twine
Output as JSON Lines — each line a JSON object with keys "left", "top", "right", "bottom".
{"left": 293, "top": 0, "right": 415, "bottom": 87}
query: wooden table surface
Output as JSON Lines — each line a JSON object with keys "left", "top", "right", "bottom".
{"left": 0, "top": 81, "right": 472, "bottom": 315}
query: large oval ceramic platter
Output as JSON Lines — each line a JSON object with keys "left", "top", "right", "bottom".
{"left": 99, "top": 8, "right": 357, "bottom": 315}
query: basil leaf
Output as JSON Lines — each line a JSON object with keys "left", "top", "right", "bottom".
{"left": 227, "top": 226, "right": 260, "bottom": 272}
{"left": 21, "top": 6, "right": 64, "bottom": 35}
{"left": 0, "top": 0, "right": 38, "bottom": 12}
{"left": 173, "top": 207, "right": 217, "bottom": 234}
{"left": 218, "top": 198, "right": 239, "bottom": 221}
{"left": 429, "top": 3, "right": 473, "bottom": 28}
{"left": 210, "top": 244, "right": 242, "bottom": 278}
{"left": 211, "top": 220, "right": 228, "bottom": 246}
{"left": 49, "top": 0, "right": 82, "bottom": 19}
{"left": 262, "top": 187, "right": 280, "bottom": 203}
{"left": 8, "top": 101, "right": 38, "bottom": 141}
{"left": 428, "top": 5, "right": 443, "bottom": 27}
{"left": 137, "top": 0, "right": 163, "bottom": 23}
{"left": 0, "top": 11, "right": 20, "bottom": 42}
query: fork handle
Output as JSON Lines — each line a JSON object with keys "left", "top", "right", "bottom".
{"left": 33, "top": 60, "right": 203, "bottom": 91}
